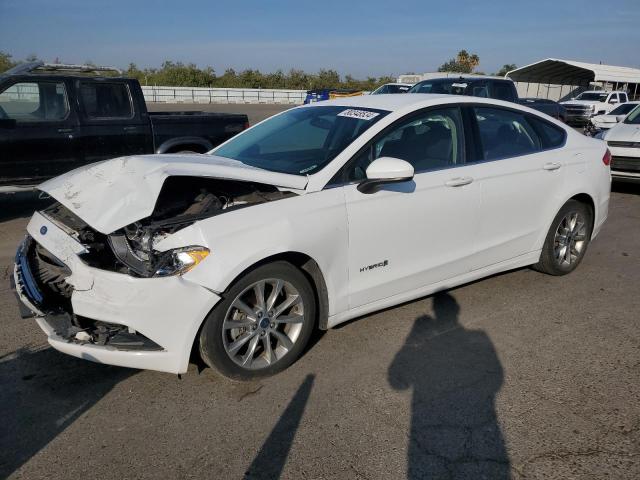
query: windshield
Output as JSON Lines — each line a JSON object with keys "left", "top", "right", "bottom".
{"left": 610, "top": 103, "right": 637, "bottom": 115}
{"left": 576, "top": 92, "right": 608, "bottom": 101}
{"left": 624, "top": 105, "right": 640, "bottom": 124}
{"left": 409, "top": 79, "right": 469, "bottom": 95}
{"left": 212, "top": 106, "right": 389, "bottom": 175}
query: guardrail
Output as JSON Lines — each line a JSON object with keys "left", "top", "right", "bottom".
{"left": 141, "top": 86, "right": 306, "bottom": 105}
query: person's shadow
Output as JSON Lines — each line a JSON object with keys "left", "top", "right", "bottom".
{"left": 388, "top": 292, "right": 510, "bottom": 479}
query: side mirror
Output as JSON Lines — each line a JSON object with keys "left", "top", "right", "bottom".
{"left": 357, "top": 157, "right": 414, "bottom": 194}
{"left": 609, "top": 99, "right": 618, "bottom": 104}
{"left": 0, "top": 118, "right": 17, "bottom": 129}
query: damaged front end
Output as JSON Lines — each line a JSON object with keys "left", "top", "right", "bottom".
{"left": 13, "top": 176, "right": 297, "bottom": 360}
{"left": 46, "top": 176, "right": 296, "bottom": 278}
{"left": 14, "top": 235, "right": 163, "bottom": 351}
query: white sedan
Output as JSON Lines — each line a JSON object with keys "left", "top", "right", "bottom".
{"left": 590, "top": 101, "right": 640, "bottom": 132}
{"left": 600, "top": 104, "right": 640, "bottom": 182}
{"left": 13, "top": 94, "right": 611, "bottom": 379}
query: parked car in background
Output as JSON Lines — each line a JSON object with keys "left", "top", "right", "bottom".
{"left": 408, "top": 76, "right": 519, "bottom": 102}
{"left": 585, "top": 101, "right": 640, "bottom": 136}
{"left": 303, "top": 88, "right": 364, "bottom": 104}
{"left": 0, "top": 62, "right": 249, "bottom": 193}
{"left": 561, "top": 90, "right": 629, "bottom": 126}
{"left": 408, "top": 76, "right": 572, "bottom": 121}
{"left": 601, "top": 105, "right": 640, "bottom": 182}
{"left": 13, "top": 94, "right": 610, "bottom": 379}
{"left": 518, "top": 98, "right": 567, "bottom": 122}
{"left": 370, "top": 83, "right": 412, "bottom": 94}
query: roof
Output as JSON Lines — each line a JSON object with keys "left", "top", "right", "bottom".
{"left": 507, "top": 58, "right": 640, "bottom": 85}
{"left": 300, "top": 93, "right": 544, "bottom": 116}
{"left": 301, "top": 93, "right": 454, "bottom": 111}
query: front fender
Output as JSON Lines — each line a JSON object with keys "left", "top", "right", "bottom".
{"left": 154, "top": 188, "right": 349, "bottom": 317}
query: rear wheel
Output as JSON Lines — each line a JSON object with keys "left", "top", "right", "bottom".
{"left": 199, "top": 261, "right": 316, "bottom": 380}
{"left": 533, "top": 200, "right": 593, "bottom": 275}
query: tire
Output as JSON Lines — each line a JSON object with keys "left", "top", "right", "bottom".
{"left": 199, "top": 261, "right": 316, "bottom": 380}
{"left": 533, "top": 200, "right": 593, "bottom": 276}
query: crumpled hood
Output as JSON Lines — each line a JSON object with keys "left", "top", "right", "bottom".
{"left": 39, "top": 154, "right": 308, "bottom": 234}
{"left": 604, "top": 122, "right": 640, "bottom": 142}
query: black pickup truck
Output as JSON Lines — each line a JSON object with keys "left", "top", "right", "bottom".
{"left": 0, "top": 62, "right": 249, "bottom": 192}
{"left": 408, "top": 76, "right": 567, "bottom": 122}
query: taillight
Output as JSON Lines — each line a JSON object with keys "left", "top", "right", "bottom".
{"left": 603, "top": 149, "right": 611, "bottom": 166}
{"left": 243, "top": 122, "right": 250, "bottom": 130}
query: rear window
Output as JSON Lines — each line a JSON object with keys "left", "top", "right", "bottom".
{"left": 80, "top": 82, "right": 133, "bottom": 119}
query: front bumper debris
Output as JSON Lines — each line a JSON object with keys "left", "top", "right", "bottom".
{"left": 12, "top": 211, "right": 221, "bottom": 374}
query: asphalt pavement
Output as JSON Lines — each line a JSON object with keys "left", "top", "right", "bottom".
{"left": 0, "top": 105, "right": 638, "bottom": 479}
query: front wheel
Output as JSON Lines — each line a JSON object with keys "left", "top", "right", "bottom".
{"left": 533, "top": 200, "right": 593, "bottom": 276}
{"left": 199, "top": 261, "right": 316, "bottom": 380}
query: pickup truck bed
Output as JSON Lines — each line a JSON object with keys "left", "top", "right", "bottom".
{"left": 148, "top": 111, "right": 247, "bottom": 153}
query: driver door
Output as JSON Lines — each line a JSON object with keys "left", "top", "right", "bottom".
{"left": 339, "top": 107, "right": 481, "bottom": 309}
{"left": 0, "top": 79, "right": 80, "bottom": 184}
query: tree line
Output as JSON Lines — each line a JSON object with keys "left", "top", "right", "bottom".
{"left": 0, "top": 50, "right": 516, "bottom": 90}
{"left": 0, "top": 52, "right": 395, "bottom": 90}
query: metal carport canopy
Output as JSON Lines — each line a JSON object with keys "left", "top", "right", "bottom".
{"left": 506, "top": 58, "right": 640, "bottom": 85}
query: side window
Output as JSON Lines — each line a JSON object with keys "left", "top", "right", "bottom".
{"left": 491, "top": 82, "right": 516, "bottom": 102}
{"left": 345, "top": 108, "right": 464, "bottom": 181}
{"left": 473, "top": 107, "right": 541, "bottom": 161}
{"left": 526, "top": 115, "right": 566, "bottom": 149}
{"left": 80, "top": 82, "right": 133, "bottom": 119}
{"left": 620, "top": 93, "right": 628, "bottom": 103}
{"left": 0, "top": 81, "right": 69, "bottom": 122}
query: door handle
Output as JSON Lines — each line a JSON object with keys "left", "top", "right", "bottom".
{"left": 543, "top": 162, "right": 562, "bottom": 171}
{"left": 123, "top": 126, "right": 138, "bottom": 132}
{"left": 445, "top": 177, "right": 474, "bottom": 187}
{"left": 57, "top": 128, "right": 74, "bottom": 133}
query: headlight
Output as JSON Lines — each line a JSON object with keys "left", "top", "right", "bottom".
{"left": 154, "top": 246, "right": 210, "bottom": 277}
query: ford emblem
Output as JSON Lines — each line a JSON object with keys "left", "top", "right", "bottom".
{"left": 40, "top": 226, "right": 48, "bottom": 235}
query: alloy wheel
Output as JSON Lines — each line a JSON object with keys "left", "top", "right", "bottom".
{"left": 222, "top": 279, "right": 305, "bottom": 370}
{"left": 553, "top": 211, "right": 587, "bottom": 267}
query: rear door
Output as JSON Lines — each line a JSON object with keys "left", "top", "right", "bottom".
{"left": 0, "top": 78, "right": 79, "bottom": 184}
{"left": 77, "top": 79, "right": 151, "bottom": 164}
{"left": 464, "top": 106, "right": 568, "bottom": 269}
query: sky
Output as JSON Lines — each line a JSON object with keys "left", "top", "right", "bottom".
{"left": 1, "top": 0, "right": 639, "bottom": 78}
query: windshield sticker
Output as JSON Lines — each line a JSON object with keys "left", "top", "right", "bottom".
{"left": 300, "top": 165, "right": 317, "bottom": 174}
{"left": 338, "top": 109, "right": 380, "bottom": 121}
{"left": 451, "top": 83, "right": 468, "bottom": 88}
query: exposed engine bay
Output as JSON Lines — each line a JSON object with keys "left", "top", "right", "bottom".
{"left": 42, "top": 176, "right": 296, "bottom": 278}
